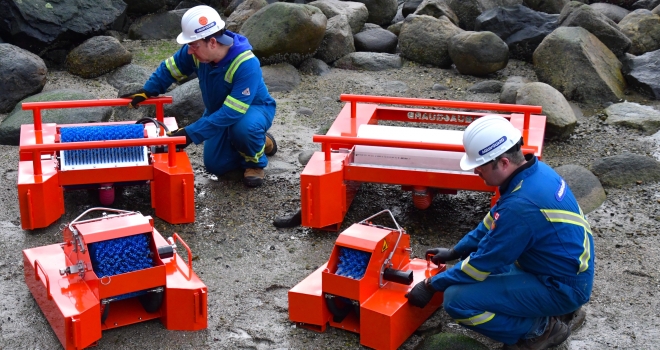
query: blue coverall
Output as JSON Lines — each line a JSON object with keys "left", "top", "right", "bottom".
{"left": 429, "top": 155, "right": 595, "bottom": 345}
{"left": 143, "top": 31, "right": 276, "bottom": 175}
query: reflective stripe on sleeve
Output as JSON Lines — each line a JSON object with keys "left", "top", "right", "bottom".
{"left": 165, "top": 56, "right": 186, "bottom": 81}
{"left": 540, "top": 209, "right": 592, "bottom": 234}
{"left": 456, "top": 311, "right": 495, "bottom": 326}
{"left": 225, "top": 51, "right": 255, "bottom": 83}
{"left": 224, "top": 95, "right": 249, "bottom": 114}
{"left": 460, "top": 256, "right": 490, "bottom": 281}
{"left": 483, "top": 212, "right": 494, "bottom": 230}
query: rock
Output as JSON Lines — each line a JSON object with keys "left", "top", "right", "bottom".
{"left": 175, "top": 0, "right": 206, "bottom": 10}
{"left": 618, "top": 9, "right": 660, "bottom": 55}
{"left": 604, "top": 101, "right": 660, "bottom": 134}
{"left": 403, "top": 0, "right": 424, "bottom": 17}
{"left": 240, "top": 3, "right": 327, "bottom": 66}
{"left": 475, "top": 5, "right": 559, "bottom": 62}
{"left": 0, "top": 0, "right": 126, "bottom": 55}
{"left": 105, "top": 64, "right": 153, "bottom": 90}
{"left": 433, "top": 83, "right": 450, "bottom": 91}
{"left": 354, "top": 27, "right": 398, "bottom": 53}
{"left": 124, "top": 0, "right": 167, "bottom": 14}
{"left": 332, "top": 52, "right": 403, "bottom": 71}
{"left": 163, "top": 79, "right": 206, "bottom": 126}
{"left": 297, "top": 107, "right": 314, "bottom": 116}
{"left": 632, "top": 0, "right": 660, "bottom": 10}
{"left": 308, "top": 0, "right": 368, "bottom": 34}
{"left": 499, "top": 76, "right": 530, "bottom": 103}
{"left": 315, "top": 15, "right": 355, "bottom": 64}
{"left": 654, "top": 3, "right": 660, "bottom": 14}
{"left": 417, "top": 332, "right": 488, "bottom": 350}
{"left": 350, "top": 0, "right": 398, "bottom": 25}
{"left": 516, "top": 82, "right": 577, "bottom": 140}
{"left": 387, "top": 21, "right": 404, "bottom": 35}
{"left": 467, "top": 80, "right": 504, "bottom": 93}
{"left": 622, "top": 49, "right": 660, "bottom": 99}
{"left": 128, "top": 10, "right": 186, "bottom": 40}
{"left": 413, "top": 0, "right": 460, "bottom": 25}
{"left": 0, "top": 90, "right": 112, "bottom": 146}
{"left": 298, "top": 150, "right": 315, "bottom": 165}
{"left": 447, "top": 0, "right": 523, "bottom": 30}
{"left": 554, "top": 164, "right": 606, "bottom": 214}
{"left": 523, "top": 0, "right": 568, "bottom": 14}
{"left": 590, "top": 2, "right": 630, "bottom": 23}
{"left": 591, "top": 152, "right": 660, "bottom": 187}
{"left": 298, "top": 58, "right": 331, "bottom": 76}
{"left": 382, "top": 80, "right": 409, "bottom": 92}
{"left": 114, "top": 83, "right": 157, "bottom": 122}
{"left": 448, "top": 31, "right": 509, "bottom": 76}
{"left": 533, "top": 26, "right": 626, "bottom": 103}
{"left": 65, "top": 36, "right": 132, "bottom": 79}
{"left": 226, "top": 0, "right": 269, "bottom": 32}
{"left": 399, "top": 15, "right": 463, "bottom": 68}
{"left": 0, "top": 44, "right": 47, "bottom": 113}
{"left": 262, "top": 63, "right": 302, "bottom": 92}
{"left": 557, "top": 1, "right": 632, "bottom": 57}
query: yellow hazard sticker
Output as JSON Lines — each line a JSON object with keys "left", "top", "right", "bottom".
{"left": 381, "top": 239, "right": 389, "bottom": 253}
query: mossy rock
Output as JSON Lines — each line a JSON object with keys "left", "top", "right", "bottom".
{"left": 417, "top": 333, "right": 488, "bottom": 350}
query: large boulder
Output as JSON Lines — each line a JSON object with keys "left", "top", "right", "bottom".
{"left": 533, "top": 26, "right": 626, "bottom": 103}
{"left": 500, "top": 76, "right": 530, "bottom": 103}
{"left": 590, "top": 2, "right": 630, "bottom": 23}
{"left": 523, "top": 0, "right": 569, "bottom": 14}
{"left": 413, "top": 0, "right": 460, "bottom": 25}
{"left": 475, "top": 5, "right": 559, "bottom": 62}
{"left": 308, "top": 0, "right": 368, "bottom": 34}
{"left": 105, "top": 64, "right": 153, "bottom": 90}
{"left": 0, "top": 45, "right": 47, "bottom": 113}
{"left": 65, "top": 36, "right": 132, "bottom": 79}
{"left": 240, "top": 3, "right": 327, "bottom": 66}
{"left": 226, "top": 0, "right": 269, "bottom": 32}
{"left": 123, "top": 0, "right": 167, "bottom": 15}
{"left": 349, "top": 0, "right": 398, "bottom": 26}
{"left": 0, "top": 90, "right": 112, "bottom": 146}
{"left": 128, "top": 10, "right": 186, "bottom": 40}
{"left": 333, "top": 52, "right": 403, "bottom": 71}
{"left": 399, "top": 15, "right": 464, "bottom": 67}
{"left": 618, "top": 9, "right": 660, "bottom": 55}
{"left": 354, "top": 27, "right": 399, "bottom": 53}
{"left": 554, "top": 164, "right": 606, "bottom": 214}
{"left": 315, "top": 15, "right": 356, "bottom": 63}
{"left": 0, "top": 0, "right": 127, "bottom": 55}
{"left": 621, "top": 49, "right": 660, "bottom": 99}
{"left": 558, "top": 1, "right": 632, "bottom": 57}
{"left": 163, "top": 79, "right": 206, "bottom": 127}
{"left": 262, "top": 63, "right": 302, "bottom": 92}
{"left": 516, "top": 82, "right": 577, "bottom": 140}
{"left": 448, "top": 31, "right": 508, "bottom": 75}
{"left": 447, "top": 0, "right": 523, "bottom": 30}
{"left": 591, "top": 152, "right": 660, "bottom": 187}
{"left": 604, "top": 101, "right": 660, "bottom": 134}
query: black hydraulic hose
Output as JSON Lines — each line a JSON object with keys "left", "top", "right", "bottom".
{"left": 135, "top": 117, "right": 169, "bottom": 133}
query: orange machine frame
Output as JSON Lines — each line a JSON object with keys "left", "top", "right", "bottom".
{"left": 301, "top": 94, "right": 546, "bottom": 230}
{"left": 23, "top": 208, "right": 207, "bottom": 350}
{"left": 17, "top": 97, "right": 195, "bottom": 230}
{"left": 289, "top": 210, "right": 446, "bottom": 350}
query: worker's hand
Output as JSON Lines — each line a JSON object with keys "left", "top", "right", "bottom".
{"left": 120, "top": 89, "right": 158, "bottom": 109}
{"left": 167, "top": 127, "right": 193, "bottom": 149}
{"left": 405, "top": 279, "right": 436, "bottom": 308}
{"left": 426, "top": 247, "right": 461, "bottom": 265}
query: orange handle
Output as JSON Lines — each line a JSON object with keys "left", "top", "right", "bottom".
{"left": 34, "top": 260, "right": 51, "bottom": 300}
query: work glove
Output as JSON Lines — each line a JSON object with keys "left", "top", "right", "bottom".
{"left": 405, "top": 279, "right": 436, "bottom": 308}
{"left": 120, "top": 89, "right": 158, "bottom": 109}
{"left": 426, "top": 247, "right": 461, "bottom": 265}
{"left": 166, "top": 128, "right": 193, "bottom": 149}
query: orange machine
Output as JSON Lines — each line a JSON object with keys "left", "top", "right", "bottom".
{"left": 289, "top": 210, "right": 446, "bottom": 350}
{"left": 17, "top": 97, "right": 195, "bottom": 230}
{"left": 301, "top": 94, "right": 546, "bottom": 230}
{"left": 23, "top": 208, "right": 207, "bottom": 350}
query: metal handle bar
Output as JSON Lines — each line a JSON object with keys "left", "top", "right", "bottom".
{"left": 34, "top": 260, "right": 52, "bottom": 300}
{"left": 357, "top": 210, "right": 406, "bottom": 288}
{"left": 172, "top": 233, "right": 194, "bottom": 280}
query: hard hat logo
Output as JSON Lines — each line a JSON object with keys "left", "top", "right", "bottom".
{"left": 479, "top": 136, "right": 507, "bottom": 156}
{"left": 199, "top": 16, "right": 208, "bottom": 25}
{"left": 195, "top": 22, "right": 216, "bottom": 34}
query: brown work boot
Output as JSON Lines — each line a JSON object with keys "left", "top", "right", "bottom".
{"left": 560, "top": 307, "right": 586, "bottom": 332}
{"left": 243, "top": 168, "right": 265, "bottom": 187}
{"left": 265, "top": 132, "right": 277, "bottom": 156}
{"left": 502, "top": 317, "right": 570, "bottom": 350}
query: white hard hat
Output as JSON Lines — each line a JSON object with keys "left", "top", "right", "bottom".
{"left": 177, "top": 5, "right": 233, "bottom": 45}
{"left": 460, "top": 115, "right": 522, "bottom": 171}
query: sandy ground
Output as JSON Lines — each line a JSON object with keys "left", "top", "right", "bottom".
{"left": 0, "top": 40, "right": 659, "bottom": 350}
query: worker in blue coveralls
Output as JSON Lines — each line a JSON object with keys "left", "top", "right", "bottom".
{"left": 122, "top": 5, "right": 277, "bottom": 187}
{"left": 405, "top": 115, "right": 594, "bottom": 350}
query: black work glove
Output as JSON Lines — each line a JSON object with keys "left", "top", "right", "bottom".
{"left": 426, "top": 247, "right": 461, "bottom": 265}
{"left": 405, "top": 279, "right": 436, "bottom": 308}
{"left": 120, "top": 89, "right": 158, "bottom": 109}
{"left": 166, "top": 128, "right": 193, "bottom": 149}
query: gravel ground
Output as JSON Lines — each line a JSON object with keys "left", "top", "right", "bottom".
{"left": 0, "top": 40, "right": 659, "bottom": 350}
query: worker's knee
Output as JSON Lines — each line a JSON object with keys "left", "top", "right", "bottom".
{"left": 442, "top": 285, "right": 467, "bottom": 318}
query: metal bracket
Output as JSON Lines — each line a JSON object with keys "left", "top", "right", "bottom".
{"left": 59, "top": 260, "right": 86, "bottom": 278}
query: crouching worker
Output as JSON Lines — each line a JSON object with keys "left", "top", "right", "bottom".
{"left": 122, "top": 5, "right": 277, "bottom": 187}
{"left": 405, "top": 115, "right": 594, "bottom": 350}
